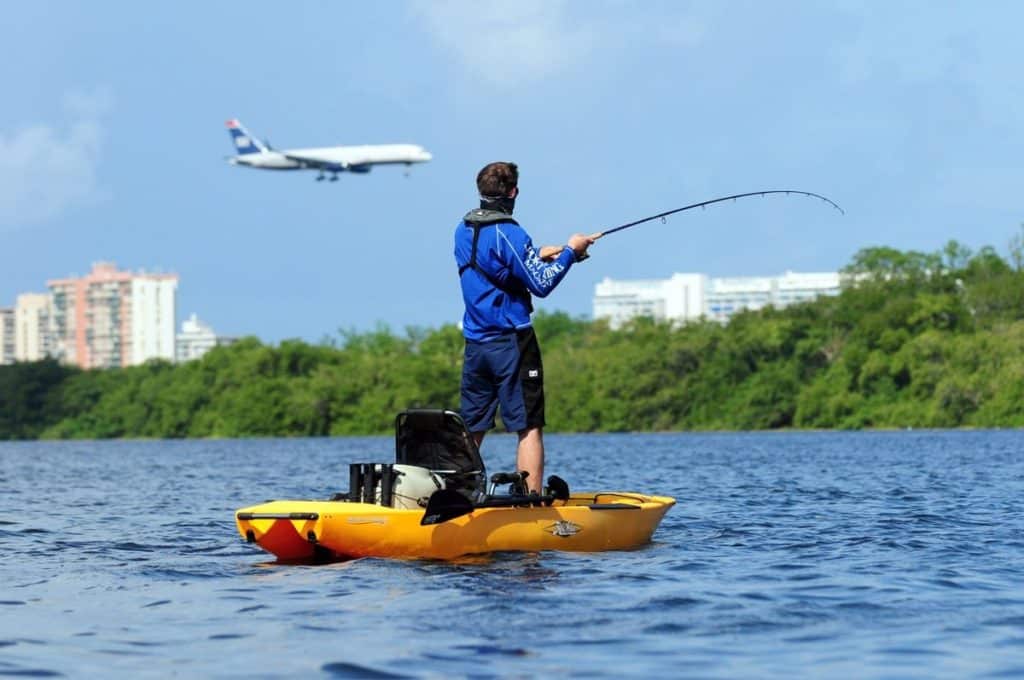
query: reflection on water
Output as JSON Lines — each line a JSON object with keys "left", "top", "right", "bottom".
{"left": 1, "top": 430, "right": 1023, "bottom": 678}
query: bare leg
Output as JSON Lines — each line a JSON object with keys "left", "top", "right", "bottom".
{"left": 516, "top": 427, "right": 544, "bottom": 493}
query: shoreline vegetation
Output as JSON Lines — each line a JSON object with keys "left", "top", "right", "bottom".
{"left": 4, "top": 241, "right": 1024, "bottom": 440}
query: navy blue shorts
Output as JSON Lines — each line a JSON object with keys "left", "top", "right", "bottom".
{"left": 461, "top": 327, "right": 545, "bottom": 433}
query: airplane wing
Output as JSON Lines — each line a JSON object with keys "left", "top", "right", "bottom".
{"left": 282, "top": 153, "right": 338, "bottom": 170}
{"left": 283, "top": 153, "right": 375, "bottom": 173}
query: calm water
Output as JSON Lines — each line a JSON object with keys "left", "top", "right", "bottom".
{"left": 1, "top": 430, "right": 1023, "bottom": 678}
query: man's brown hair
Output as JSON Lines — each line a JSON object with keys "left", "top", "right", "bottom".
{"left": 476, "top": 162, "right": 518, "bottom": 198}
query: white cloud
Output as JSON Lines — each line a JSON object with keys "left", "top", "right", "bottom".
{"left": 411, "top": 2, "right": 708, "bottom": 88}
{"left": 0, "top": 89, "right": 110, "bottom": 230}
{"left": 410, "top": 0, "right": 600, "bottom": 86}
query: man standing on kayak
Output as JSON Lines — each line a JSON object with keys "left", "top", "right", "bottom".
{"left": 454, "top": 161, "right": 595, "bottom": 494}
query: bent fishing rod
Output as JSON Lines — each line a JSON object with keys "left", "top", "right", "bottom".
{"left": 592, "top": 190, "right": 843, "bottom": 241}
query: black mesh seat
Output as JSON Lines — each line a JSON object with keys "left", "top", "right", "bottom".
{"left": 395, "top": 409, "right": 486, "bottom": 499}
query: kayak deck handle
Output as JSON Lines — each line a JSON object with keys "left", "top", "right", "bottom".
{"left": 236, "top": 512, "right": 320, "bottom": 521}
{"left": 588, "top": 504, "right": 641, "bottom": 510}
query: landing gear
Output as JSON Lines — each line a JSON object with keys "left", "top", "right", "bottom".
{"left": 316, "top": 172, "right": 325, "bottom": 182}
{"left": 329, "top": 173, "right": 339, "bottom": 182}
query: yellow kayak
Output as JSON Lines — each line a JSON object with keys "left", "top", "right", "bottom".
{"left": 234, "top": 409, "right": 675, "bottom": 561}
{"left": 236, "top": 492, "right": 674, "bottom": 561}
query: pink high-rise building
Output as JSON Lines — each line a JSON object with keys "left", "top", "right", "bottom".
{"left": 48, "top": 262, "right": 178, "bottom": 369}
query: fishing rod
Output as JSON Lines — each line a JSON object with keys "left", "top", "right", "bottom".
{"left": 593, "top": 190, "right": 843, "bottom": 241}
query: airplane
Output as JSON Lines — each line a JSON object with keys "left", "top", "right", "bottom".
{"left": 224, "top": 119, "right": 432, "bottom": 181}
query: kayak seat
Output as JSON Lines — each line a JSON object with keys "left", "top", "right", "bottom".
{"left": 395, "top": 409, "right": 486, "bottom": 501}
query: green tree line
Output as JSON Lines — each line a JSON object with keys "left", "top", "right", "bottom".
{"left": 3, "top": 239, "right": 1024, "bottom": 440}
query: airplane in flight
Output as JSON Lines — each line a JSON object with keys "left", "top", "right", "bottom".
{"left": 224, "top": 119, "right": 432, "bottom": 181}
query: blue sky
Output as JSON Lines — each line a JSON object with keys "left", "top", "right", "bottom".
{"left": 1, "top": 2, "right": 1021, "bottom": 342}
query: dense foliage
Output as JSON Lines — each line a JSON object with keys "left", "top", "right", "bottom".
{"left": 4, "top": 239, "right": 1024, "bottom": 440}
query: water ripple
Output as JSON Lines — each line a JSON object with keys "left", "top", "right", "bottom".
{"left": 1, "top": 431, "right": 1023, "bottom": 678}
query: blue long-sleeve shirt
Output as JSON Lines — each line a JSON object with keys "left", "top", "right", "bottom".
{"left": 455, "top": 213, "right": 576, "bottom": 342}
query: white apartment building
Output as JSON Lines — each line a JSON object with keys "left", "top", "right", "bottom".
{"left": 175, "top": 313, "right": 220, "bottom": 362}
{"left": 15, "top": 292, "right": 53, "bottom": 362}
{"left": 0, "top": 308, "right": 14, "bottom": 365}
{"left": 593, "top": 273, "right": 707, "bottom": 329}
{"left": 705, "top": 276, "right": 773, "bottom": 322}
{"left": 594, "top": 271, "right": 841, "bottom": 328}
{"left": 130, "top": 277, "right": 177, "bottom": 364}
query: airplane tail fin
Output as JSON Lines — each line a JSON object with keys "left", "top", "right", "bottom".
{"left": 225, "top": 119, "right": 268, "bottom": 155}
